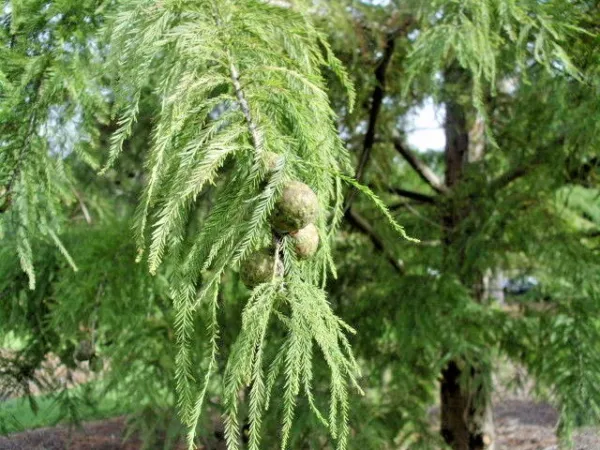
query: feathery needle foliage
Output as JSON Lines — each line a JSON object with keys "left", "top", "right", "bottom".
{"left": 101, "top": 0, "right": 401, "bottom": 448}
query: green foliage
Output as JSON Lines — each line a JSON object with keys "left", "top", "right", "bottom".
{"left": 100, "top": 0, "right": 370, "bottom": 447}
{"left": 0, "top": 0, "right": 109, "bottom": 288}
{"left": 1, "top": 0, "right": 600, "bottom": 450}
{"left": 0, "top": 381, "right": 130, "bottom": 434}
{"left": 406, "top": 0, "right": 586, "bottom": 114}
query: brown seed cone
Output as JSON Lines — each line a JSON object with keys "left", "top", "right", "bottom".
{"left": 240, "top": 250, "right": 284, "bottom": 288}
{"left": 271, "top": 181, "right": 318, "bottom": 233}
{"left": 290, "top": 223, "right": 319, "bottom": 259}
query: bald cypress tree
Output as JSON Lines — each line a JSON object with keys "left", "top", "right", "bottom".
{"left": 1, "top": 1, "right": 600, "bottom": 450}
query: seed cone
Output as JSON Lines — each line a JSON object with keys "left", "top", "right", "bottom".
{"left": 271, "top": 181, "right": 318, "bottom": 233}
{"left": 290, "top": 223, "right": 319, "bottom": 259}
{"left": 240, "top": 250, "right": 284, "bottom": 288}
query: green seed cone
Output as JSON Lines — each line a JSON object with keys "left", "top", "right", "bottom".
{"left": 271, "top": 181, "right": 318, "bottom": 233}
{"left": 240, "top": 250, "right": 284, "bottom": 288}
{"left": 290, "top": 223, "right": 319, "bottom": 259}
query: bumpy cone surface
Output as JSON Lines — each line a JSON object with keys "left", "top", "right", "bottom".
{"left": 271, "top": 181, "right": 318, "bottom": 233}
{"left": 290, "top": 223, "right": 319, "bottom": 259}
{"left": 240, "top": 250, "right": 284, "bottom": 288}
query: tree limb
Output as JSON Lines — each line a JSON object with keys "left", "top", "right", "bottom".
{"left": 386, "top": 186, "right": 437, "bottom": 204}
{"left": 345, "top": 27, "right": 400, "bottom": 211}
{"left": 392, "top": 137, "right": 449, "bottom": 195}
{"left": 345, "top": 207, "right": 404, "bottom": 274}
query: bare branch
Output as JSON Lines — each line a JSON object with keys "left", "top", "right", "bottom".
{"left": 345, "top": 207, "right": 404, "bottom": 274}
{"left": 386, "top": 186, "right": 436, "bottom": 204}
{"left": 392, "top": 137, "right": 449, "bottom": 195}
{"left": 345, "top": 20, "right": 414, "bottom": 211}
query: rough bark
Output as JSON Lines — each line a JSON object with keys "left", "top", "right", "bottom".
{"left": 440, "top": 66, "right": 496, "bottom": 450}
{"left": 441, "top": 362, "right": 495, "bottom": 450}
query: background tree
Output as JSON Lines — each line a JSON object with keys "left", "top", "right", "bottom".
{"left": 321, "top": 1, "right": 600, "bottom": 449}
{"left": 1, "top": 1, "right": 599, "bottom": 450}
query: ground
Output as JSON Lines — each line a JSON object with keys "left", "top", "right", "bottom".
{"left": 0, "top": 354, "right": 597, "bottom": 449}
{"left": 0, "top": 399, "right": 598, "bottom": 450}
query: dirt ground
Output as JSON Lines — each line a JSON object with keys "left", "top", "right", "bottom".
{"left": 0, "top": 400, "right": 598, "bottom": 450}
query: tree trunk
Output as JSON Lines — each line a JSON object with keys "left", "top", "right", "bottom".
{"left": 441, "top": 361, "right": 495, "bottom": 450}
{"left": 440, "top": 66, "right": 495, "bottom": 450}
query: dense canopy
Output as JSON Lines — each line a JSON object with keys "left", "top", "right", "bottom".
{"left": 1, "top": 1, "right": 599, "bottom": 449}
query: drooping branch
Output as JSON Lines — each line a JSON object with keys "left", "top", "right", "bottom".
{"left": 4, "top": 75, "right": 45, "bottom": 196}
{"left": 392, "top": 137, "right": 449, "bottom": 195}
{"left": 345, "top": 207, "right": 404, "bottom": 274}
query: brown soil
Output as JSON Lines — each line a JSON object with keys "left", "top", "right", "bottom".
{"left": 495, "top": 399, "right": 598, "bottom": 450}
{"left": 0, "top": 400, "right": 598, "bottom": 450}
{"left": 0, "top": 416, "right": 141, "bottom": 450}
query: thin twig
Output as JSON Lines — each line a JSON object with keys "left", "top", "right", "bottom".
{"left": 72, "top": 189, "right": 92, "bottom": 225}
{"left": 229, "top": 60, "right": 264, "bottom": 152}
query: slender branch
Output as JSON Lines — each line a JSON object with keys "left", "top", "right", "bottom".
{"left": 345, "top": 29, "right": 399, "bottom": 211}
{"left": 73, "top": 189, "right": 92, "bottom": 225}
{"left": 399, "top": 199, "right": 444, "bottom": 230}
{"left": 392, "top": 137, "right": 449, "bottom": 195}
{"left": 212, "top": 3, "right": 263, "bottom": 153}
{"left": 345, "top": 207, "right": 404, "bottom": 274}
{"left": 229, "top": 60, "right": 263, "bottom": 152}
{"left": 386, "top": 186, "right": 436, "bottom": 204}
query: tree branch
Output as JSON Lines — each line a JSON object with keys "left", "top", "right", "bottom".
{"left": 345, "top": 207, "right": 404, "bottom": 274}
{"left": 345, "top": 26, "right": 403, "bottom": 211}
{"left": 229, "top": 60, "right": 263, "bottom": 152}
{"left": 392, "top": 137, "right": 449, "bottom": 195}
{"left": 386, "top": 186, "right": 437, "bottom": 204}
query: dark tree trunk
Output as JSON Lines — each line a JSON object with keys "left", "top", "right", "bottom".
{"left": 440, "top": 361, "right": 495, "bottom": 450}
{"left": 440, "top": 66, "right": 495, "bottom": 450}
